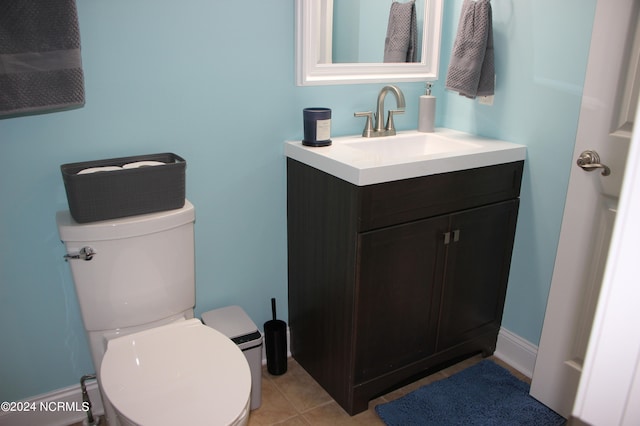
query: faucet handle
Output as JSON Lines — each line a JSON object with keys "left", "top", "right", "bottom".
{"left": 354, "top": 111, "right": 374, "bottom": 138}
{"left": 385, "top": 109, "right": 405, "bottom": 134}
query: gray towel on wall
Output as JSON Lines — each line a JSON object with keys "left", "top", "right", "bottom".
{"left": 384, "top": 1, "right": 418, "bottom": 63}
{"left": 0, "top": 0, "right": 85, "bottom": 117}
{"left": 445, "top": 0, "right": 494, "bottom": 98}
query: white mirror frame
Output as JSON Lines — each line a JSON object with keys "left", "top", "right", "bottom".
{"left": 295, "top": 0, "right": 444, "bottom": 86}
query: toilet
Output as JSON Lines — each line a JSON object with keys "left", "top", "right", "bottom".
{"left": 57, "top": 200, "right": 251, "bottom": 426}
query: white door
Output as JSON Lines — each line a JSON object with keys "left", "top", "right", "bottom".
{"left": 529, "top": 0, "right": 639, "bottom": 418}
{"left": 573, "top": 112, "right": 640, "bottom": 425}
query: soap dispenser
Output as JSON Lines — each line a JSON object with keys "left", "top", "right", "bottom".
{"left": 418, "top": 82, "right": 436, "bottom": 133}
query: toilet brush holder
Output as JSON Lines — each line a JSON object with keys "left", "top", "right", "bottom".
{"left": 263, "top": 298, "right": 287, "bottom": 375}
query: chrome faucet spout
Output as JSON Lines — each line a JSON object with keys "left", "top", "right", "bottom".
{"left": 354, "top": 84, "right": 406, "bottom": 137}
{"left": 375, "top": 85, "right": 406, "bottom": 132}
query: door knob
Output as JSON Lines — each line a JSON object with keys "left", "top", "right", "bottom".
{"left": 577, "top": 150, "right": 611, "bottom": 176}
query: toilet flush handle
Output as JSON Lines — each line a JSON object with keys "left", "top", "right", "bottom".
{"left": 64, "top": 247, "right": 95, "bottom": 261}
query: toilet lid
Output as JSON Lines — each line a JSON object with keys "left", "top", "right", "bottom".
{"left": 100, "top": 319, "right": 251, "bottom": 425}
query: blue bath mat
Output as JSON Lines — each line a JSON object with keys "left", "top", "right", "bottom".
{"left": 375, "top": 360, "right": 565, "bottom": 425}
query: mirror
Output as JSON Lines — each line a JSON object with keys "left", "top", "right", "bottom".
{"left": 295, "top": 0, "right": 443, "bottom": 86}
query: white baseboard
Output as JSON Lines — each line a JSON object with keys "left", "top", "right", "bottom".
{"left": 0, "top": 380, "right": 104, "bottom": 426}
{"left": 494, "top": 327, "right": 539, "bottom": 378}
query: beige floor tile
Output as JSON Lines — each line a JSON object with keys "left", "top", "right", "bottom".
{"left": 302, "top": 401, "right": 385, "bottom": 426}
{"left": 272, "top": 415, "right": 311, "bottom": 425}
{"left": 248, "top": 375, "right": 300, "bottom": 426}
{"left": 268, "top": 360, "right": 333, "bottom": 413}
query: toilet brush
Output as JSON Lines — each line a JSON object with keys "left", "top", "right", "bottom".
{"left": 263, "top": 298, "right": 287, "bottom": 375}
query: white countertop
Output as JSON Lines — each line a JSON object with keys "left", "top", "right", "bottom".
{"left": 285, "top": 128, "right": 527, "bottom": 186}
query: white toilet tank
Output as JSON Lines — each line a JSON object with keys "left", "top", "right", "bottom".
{"left": 57, "top": 201, "right": 196, "bottom": 332}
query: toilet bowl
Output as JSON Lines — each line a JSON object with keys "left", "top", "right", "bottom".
{"left": 100, "top": 319, "right": 251, "bottom": 426}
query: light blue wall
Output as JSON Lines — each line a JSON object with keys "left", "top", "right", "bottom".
{"left": 0, "top": 0, "right": 595, "bottom": 402}
{"left": 436, "top": 0, "right": 596, "bottom": 344}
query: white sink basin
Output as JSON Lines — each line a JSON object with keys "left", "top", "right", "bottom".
{"left": 285, "top": 128, "right": 526, "bottom": 186}
{"left": 341, "top": 133, "right": 483, "bottom": 159}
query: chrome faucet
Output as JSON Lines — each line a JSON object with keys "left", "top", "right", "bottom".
{"left": 354, "top": 85, "right": 406, "bottom": 137}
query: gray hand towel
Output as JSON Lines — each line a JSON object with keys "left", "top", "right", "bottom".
{"left": 384, "top": 1, "right": 418, "bottom": 63}
{"left": 445, "top": 0, "right": 495, "bottom": 98}
{"left": 0, "top": 0, "right": 85, "bottom": 117}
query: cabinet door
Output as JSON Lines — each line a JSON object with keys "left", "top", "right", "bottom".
{"left": 437, "top": 200, "right": 519, "bottom": 352}
{"left": 354, "top": 215, "right": 449, "bottom": 384}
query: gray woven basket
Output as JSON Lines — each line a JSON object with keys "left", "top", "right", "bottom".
{"left": 61, "top": 153, "right": 186, "bottom": 223}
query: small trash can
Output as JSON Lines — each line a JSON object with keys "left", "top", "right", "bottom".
{"left": 201, "top": 306, "right": 263, "bottom": 410}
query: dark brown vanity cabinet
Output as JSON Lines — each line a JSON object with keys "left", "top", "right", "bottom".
{"left": 287, "top": 158, "right": 523, "bottom": 415}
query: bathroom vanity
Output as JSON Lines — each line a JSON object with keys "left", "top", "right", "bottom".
{"left": 285, "top": 130, "right": 525, "bottom": 415}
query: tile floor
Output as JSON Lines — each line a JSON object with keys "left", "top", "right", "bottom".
{"left": 247, "top": 354, "right": 530, "bottom": 426}
{"left": 72, "top": 354, "right": 529, "bottom": 426}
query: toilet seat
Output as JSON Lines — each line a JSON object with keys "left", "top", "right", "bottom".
{"left": 100, "top": 319, "right": 251, "bottom": 426}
